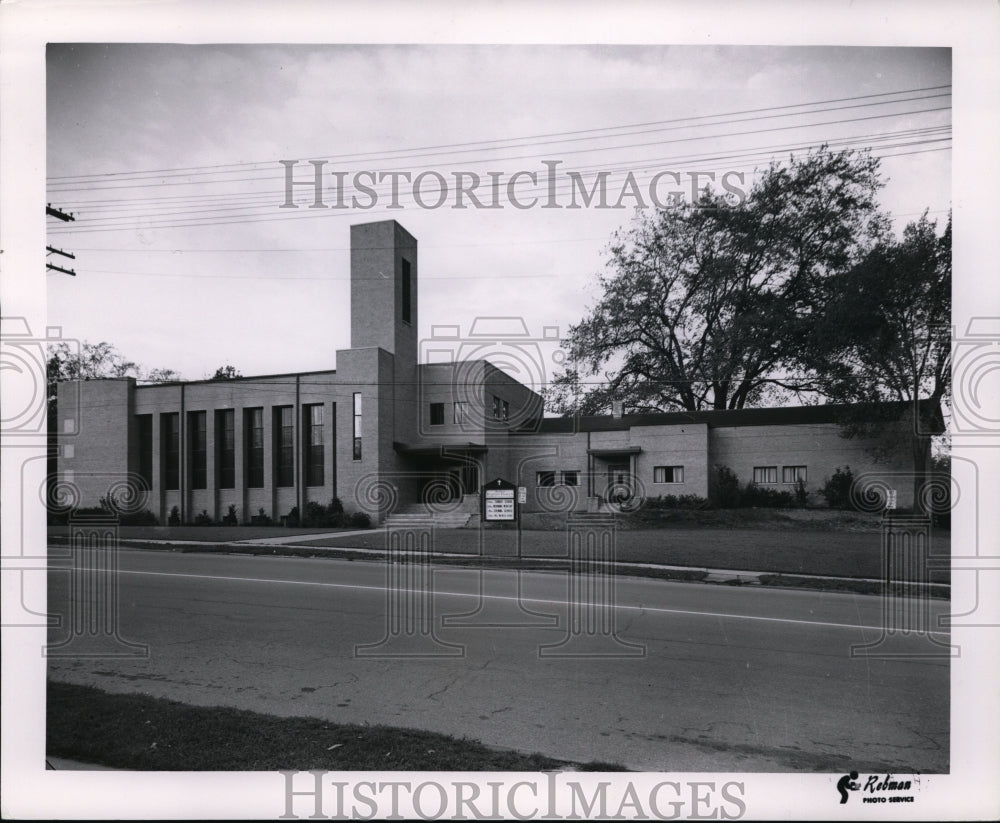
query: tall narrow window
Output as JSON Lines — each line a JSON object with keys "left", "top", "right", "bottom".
{"left": 245, "top": 408, "right": 264, "bottom": 487}
{"left": 137, "top": 415, "right": 153, "bottom": 488}
{"left": 162, "top": 412, "right": 179, "bottom": 490}
{"left": 189, "top": 411, "right": 207, "bottom": 489}
{"left": 275, "top": 406, "right": 294, "bottom": 487}
{"left": 305, "top": 404, "right": 324, "bottom": 486}
{"left": 492, "top": 395, "right": 502, "bottom": 420}
{"left": 353, "top": 393, "right": 362, "bottom": 460}
{"left": 216, "top": 409, "right": 235, "bottom": 489}
{"left": 502, "top": 400, "right": 509, "bottom": 421}
{"left": 401, "top": 258, "right": 412, "bottom": 324}
{"left": 429, "top": 402, "right": 445, "bottom": 426}
{"left": 453, "top": 401, "right": 467, "bottom": 424}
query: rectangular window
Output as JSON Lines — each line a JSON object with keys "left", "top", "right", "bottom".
{"left": 502, "top": 400, "right": 509, "bottom": 421}
{"left": 216, "top": 409, "right": 235, "bottom": 489}
{"left": 245, "top": 408, "right": 264, "bottom": 488}
{"left": 161, "top": 412, "right": 180, "bottom": 490}
{"left": 753, "top": 466, "right": 778, "bottom": 485}
{"left": 492, "top": 395, "right": 502, "bottom": 420}
{"left": 274, "top": 406, "right": 294, "bottom": 487}
{"left": 137, "top": 415, "right": 153, "bottom": 488}
{"left": 305, "top": 404, "right": 324, "bottom": 486}
{"left": 783, "top": 465, "right": 807, "bottom": 484}
{"left": 188, "top": 411, "right": 207, "bottom": 489}
{"left": 537, "top": 470, "right": 556, "bottom": 488}
{"left": 353, "top": 393, "right": 362, "bottom": 460}
{"left": 563, "top": 470, "right": 580, "bottom": 487}
{"left": 401, "top": 258, "right": 412, "bottom": 324}
{"left": 654, "top": 466, "right": 684, "bottom": 484}
{"left": 453, "top": 401, "right": 467, "bottom": 424}
{"left": 429, "top": 402, "right": 445, "bottom": 426}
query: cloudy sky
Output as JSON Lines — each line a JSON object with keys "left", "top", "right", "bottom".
{"left": 46, "top": 44, "right": 951, "bottom": 381}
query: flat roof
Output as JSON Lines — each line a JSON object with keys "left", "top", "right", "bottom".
{"left": 523, "top": 401, "right": 939, "bottom": 433}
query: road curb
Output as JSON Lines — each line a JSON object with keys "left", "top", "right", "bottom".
{"left": 48, "top": 535, "right": 950, "bottom": 595}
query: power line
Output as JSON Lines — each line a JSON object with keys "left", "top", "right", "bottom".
{"left": 49, "top": 144, "right": 951, "bottom": 236}
{"left": 53, "top": 124, "right": 952, "bottom": 213}
{"left": 46, "top": 103, "right": 951, "bottom": 195}
{"left": 47, "top": 83, "right": 951, "bottom": 181}
{"left": 47, "top": 92, "right": 951, "bottom": 188}
{"left": 49, "top": 129, "right": 952, "bottom": 228}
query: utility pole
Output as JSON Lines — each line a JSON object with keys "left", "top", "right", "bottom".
{"left": 46, "top": 204, "right": 76, "bottom": 275}
{"left": 46, "top": 204, "right": 75, "bottom": 222}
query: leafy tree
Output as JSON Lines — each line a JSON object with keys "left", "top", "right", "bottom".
{"left": 143, "top": 368, "right": 182, "bottom": 384}
{"left": 546, "top": 148, "right": 888, "bottom": 414}
{"left": 808, "top": 212, "right": 951, "bottom": 511}
{"left": 211, "top": 364, "right": 243, "bottom": 380}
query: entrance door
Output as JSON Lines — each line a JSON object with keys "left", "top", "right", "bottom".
{"left": 606, "top": 462, "right": 632, "bottom": 504}
{"left": 459, "top": 464, "right": 479, "bottom": 496}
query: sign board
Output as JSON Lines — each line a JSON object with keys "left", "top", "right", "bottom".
{"left": 517, "top": 486, "right": 527, "bottom": 504}
{"left": 482, "top": 477, "right": 518, "bottom": 522}
{"left": 886, "top": 489, "right": 897, "bottom": 510}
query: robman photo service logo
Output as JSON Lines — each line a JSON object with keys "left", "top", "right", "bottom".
{"left": 837, "top": 771, "right": 918, "bottom": 805}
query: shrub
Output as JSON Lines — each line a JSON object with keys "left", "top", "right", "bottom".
{"left": 740, "top": 483, "right": 795, "bottom": 508}
{"left": 222, "top": 505, "right": 238, "bottom": 526}
{"left": 193, "top": 510, "right": 213, "bottom": 526}
{"left": 286, "top": 506, "right": 300, "bottom": 527}
{"left": 711, "top": 465, "right": 741, "bottom": 509}
{"left": 167, "top": 505, "right": 181, "bottom": 526}
{"left": 348, "top": 511, "right": 372, "bottom": 529}
{"left": 821, "top": 466, "right": 854, "bottom": 510}
{"left": 794, "top": 478, "right": 809, "bottom": 508}
{"left": 251, "top": 507, "right": 272, "bottom": 526}
{"left": 645, "top": 494, "right": 710, "bottom": 510}
{"left": 95, "top": 495, "right": 159, "bottom": 525}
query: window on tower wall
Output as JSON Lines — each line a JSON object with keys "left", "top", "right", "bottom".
{"left": 353, "top": 393, "right": 362, "bottom": 460}
{"left": 401, "top": 258, "right": 412, "bottom": 324}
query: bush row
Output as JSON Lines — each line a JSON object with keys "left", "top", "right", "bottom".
{"left": 47, "top": 498, "right": 372, "bottom": 529}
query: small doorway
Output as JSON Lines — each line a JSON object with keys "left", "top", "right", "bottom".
{"left": 451, "top": 465, "right": 479, "bottom": 496}
{"left": 606, "top": 462, "right": 632, "bottom": 504}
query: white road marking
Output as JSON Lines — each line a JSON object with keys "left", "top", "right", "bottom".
{"left": 114, "top": 568, "right": 951, "bottom": 636}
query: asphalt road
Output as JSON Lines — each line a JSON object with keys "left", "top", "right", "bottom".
{"left": 46, "top": 548, "right": 950, "bottom": 772}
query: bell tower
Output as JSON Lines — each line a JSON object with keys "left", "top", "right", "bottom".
{"left": 350, "top": 219, "right": 418, "bottom": 368}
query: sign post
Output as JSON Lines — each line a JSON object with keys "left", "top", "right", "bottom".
{"left": 482, "top": 477, "right": 517, "bottom": 523}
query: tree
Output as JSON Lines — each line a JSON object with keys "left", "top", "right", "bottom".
{"left": 545, "top": 147, "right": 889, "bottom": 415}
{"left": 143, "top": 368, "right": 182, "bottom": 384}
{"left": 47, "top": 341, "right": 181, "bottom": 411}
{"left": 211, "top": 364, "right": 243, "bottom": 380}
{"left": 808, "top": 212, "right": 951, "bottom": 511}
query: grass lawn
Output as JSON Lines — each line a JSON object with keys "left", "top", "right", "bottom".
{"left": 293, "top": 527, "right": 950, "bottom": 582}
{"left": 47, "top": 681, "right": 622, "bottom": 771}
